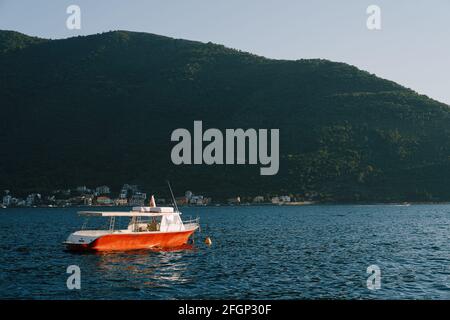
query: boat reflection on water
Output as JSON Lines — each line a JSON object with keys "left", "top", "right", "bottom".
{"left": 65, "top": 243, "right": 196, "bottom": 255}
{"left": 69, "top": 243, "right": 198, "bottom": 290}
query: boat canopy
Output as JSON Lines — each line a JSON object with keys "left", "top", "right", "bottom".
{"left": 78, "top": 210, "right": 179, "bottom": 217}
{"left": 132, "top": 206, "right": 174, "bottom": 213}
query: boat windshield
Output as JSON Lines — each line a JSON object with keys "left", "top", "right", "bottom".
{"left": 79, "top": 215, "right": 159, "bottom": 232}
{"left": 128, "top": 216, "right": 162, "bottom": 232}
{"left": 77, "top": 211, "right": 187, "bottom": 233}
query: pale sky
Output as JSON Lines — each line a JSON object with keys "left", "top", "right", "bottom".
{"left": 1, "top": 0, "right": 449, "bottom": 104}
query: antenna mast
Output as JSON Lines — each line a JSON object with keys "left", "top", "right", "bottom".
{"left": 167, "top": 180, "right": 179, "bottom": 213}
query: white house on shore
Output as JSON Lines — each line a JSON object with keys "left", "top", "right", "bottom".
{"left": 95, "top": 185, "right": 110, "bottom": 195}
{"left": 271, "top": 195, "right": 291, "bottom": 204}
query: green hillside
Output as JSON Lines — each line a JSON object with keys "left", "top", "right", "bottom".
{"left": 1, "top": 30, "right": 450, "bottom": 202}
{"left": 0, "top": 30, "right": 47, "bottom": 53}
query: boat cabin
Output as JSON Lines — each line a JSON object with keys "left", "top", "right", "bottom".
{"left": 64, "top": 191, "right": 200, "bottom": 251}
{"left": 78, "top": 206, "right": 188, "bottom": 233}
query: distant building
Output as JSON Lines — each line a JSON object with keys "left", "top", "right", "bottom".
{"left": 253, "top": 196, "right": 265, "bottom": 203}
{"left": 200, "top": 197, "right": 212, "bottom": 206}
{"left": 56, "top": 199, "right": 70, "bottom": 207}
{"left": 189, "top": 195, "right": 203, "bottom": 205}
{"left": 25, "top": 194, "right": 34, "bottom": 207}
{"left": 96, "top": 196, "right": 113, "bottom": 205}
{"left": 26, "top": 193, "right": 41, "bottom": 206}
{"left": 76, "top": 186, "right": 88, "bottom": 193}
{"left": 129, "top": 192, "right": 147, "bottom": 206}
{"left": 120, "top": 184, "right": 139, "bottom": 199}
{"left": 271, "top": 196, "right": 291, "bottom": 204}
{"left": 176, "top": 196, "right": 188, "bottom": 206}
{"left": 95, "top": 185, "right": 110, "bottom": 195}
{"left": 2, "top": 195, "right": 12, "bottom": 206}
{"left": 115, "top": 198, "right": 128, "bottom": 206}
{"left": 68, "top": 196, "right": 86, "bottom": 206}
{"left": 83, "top": 195, "right": 94, "bottom": 206}
{"left": 119, "top": 189, "right": 128, "bottom": 199}
{"left": 122, "top": 184, "right": 139, "bottom": 193}
{"left": 183, "top": 191, "right": 211, "bottom": 206}
{"left": 189, "top": 195, "right": 211, "bottom": 206}
{"left": 227, "top": 196, "right": 241, "bottom": 205}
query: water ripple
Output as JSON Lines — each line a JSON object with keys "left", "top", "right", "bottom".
{"left": 2, "top": 205, "right": 450, "bottom": 299}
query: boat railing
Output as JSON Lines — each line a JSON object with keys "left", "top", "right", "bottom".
{"left": 183, "top": 216, "right": 200, "bottom": 229}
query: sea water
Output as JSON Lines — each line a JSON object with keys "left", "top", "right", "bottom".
{"left": 1, "top": 204, "right": 450, "bottom": 299}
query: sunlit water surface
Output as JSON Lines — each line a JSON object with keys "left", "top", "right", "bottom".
{"left": 1, "top": 205, "right": 450, "bottom": 299}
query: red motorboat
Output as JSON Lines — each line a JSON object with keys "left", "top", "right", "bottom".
{"left": 64, "top": 200, "right": 199, "bottom": 252}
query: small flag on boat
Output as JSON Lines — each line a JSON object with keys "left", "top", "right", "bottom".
{"left": 149, "top": 195, "right": 156, "bottom": 207}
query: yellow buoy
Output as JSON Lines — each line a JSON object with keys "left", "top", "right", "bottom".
{"left": 204, "top": 237, "right": 212, "bottom": 246}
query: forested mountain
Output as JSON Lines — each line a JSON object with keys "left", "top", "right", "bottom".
{"left": 1, "top": 30, "right": 449, "bottom": 202}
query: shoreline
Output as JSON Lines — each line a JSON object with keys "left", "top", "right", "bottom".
{"left": 3, "top": 201, "right": 450, "bottom": 209}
